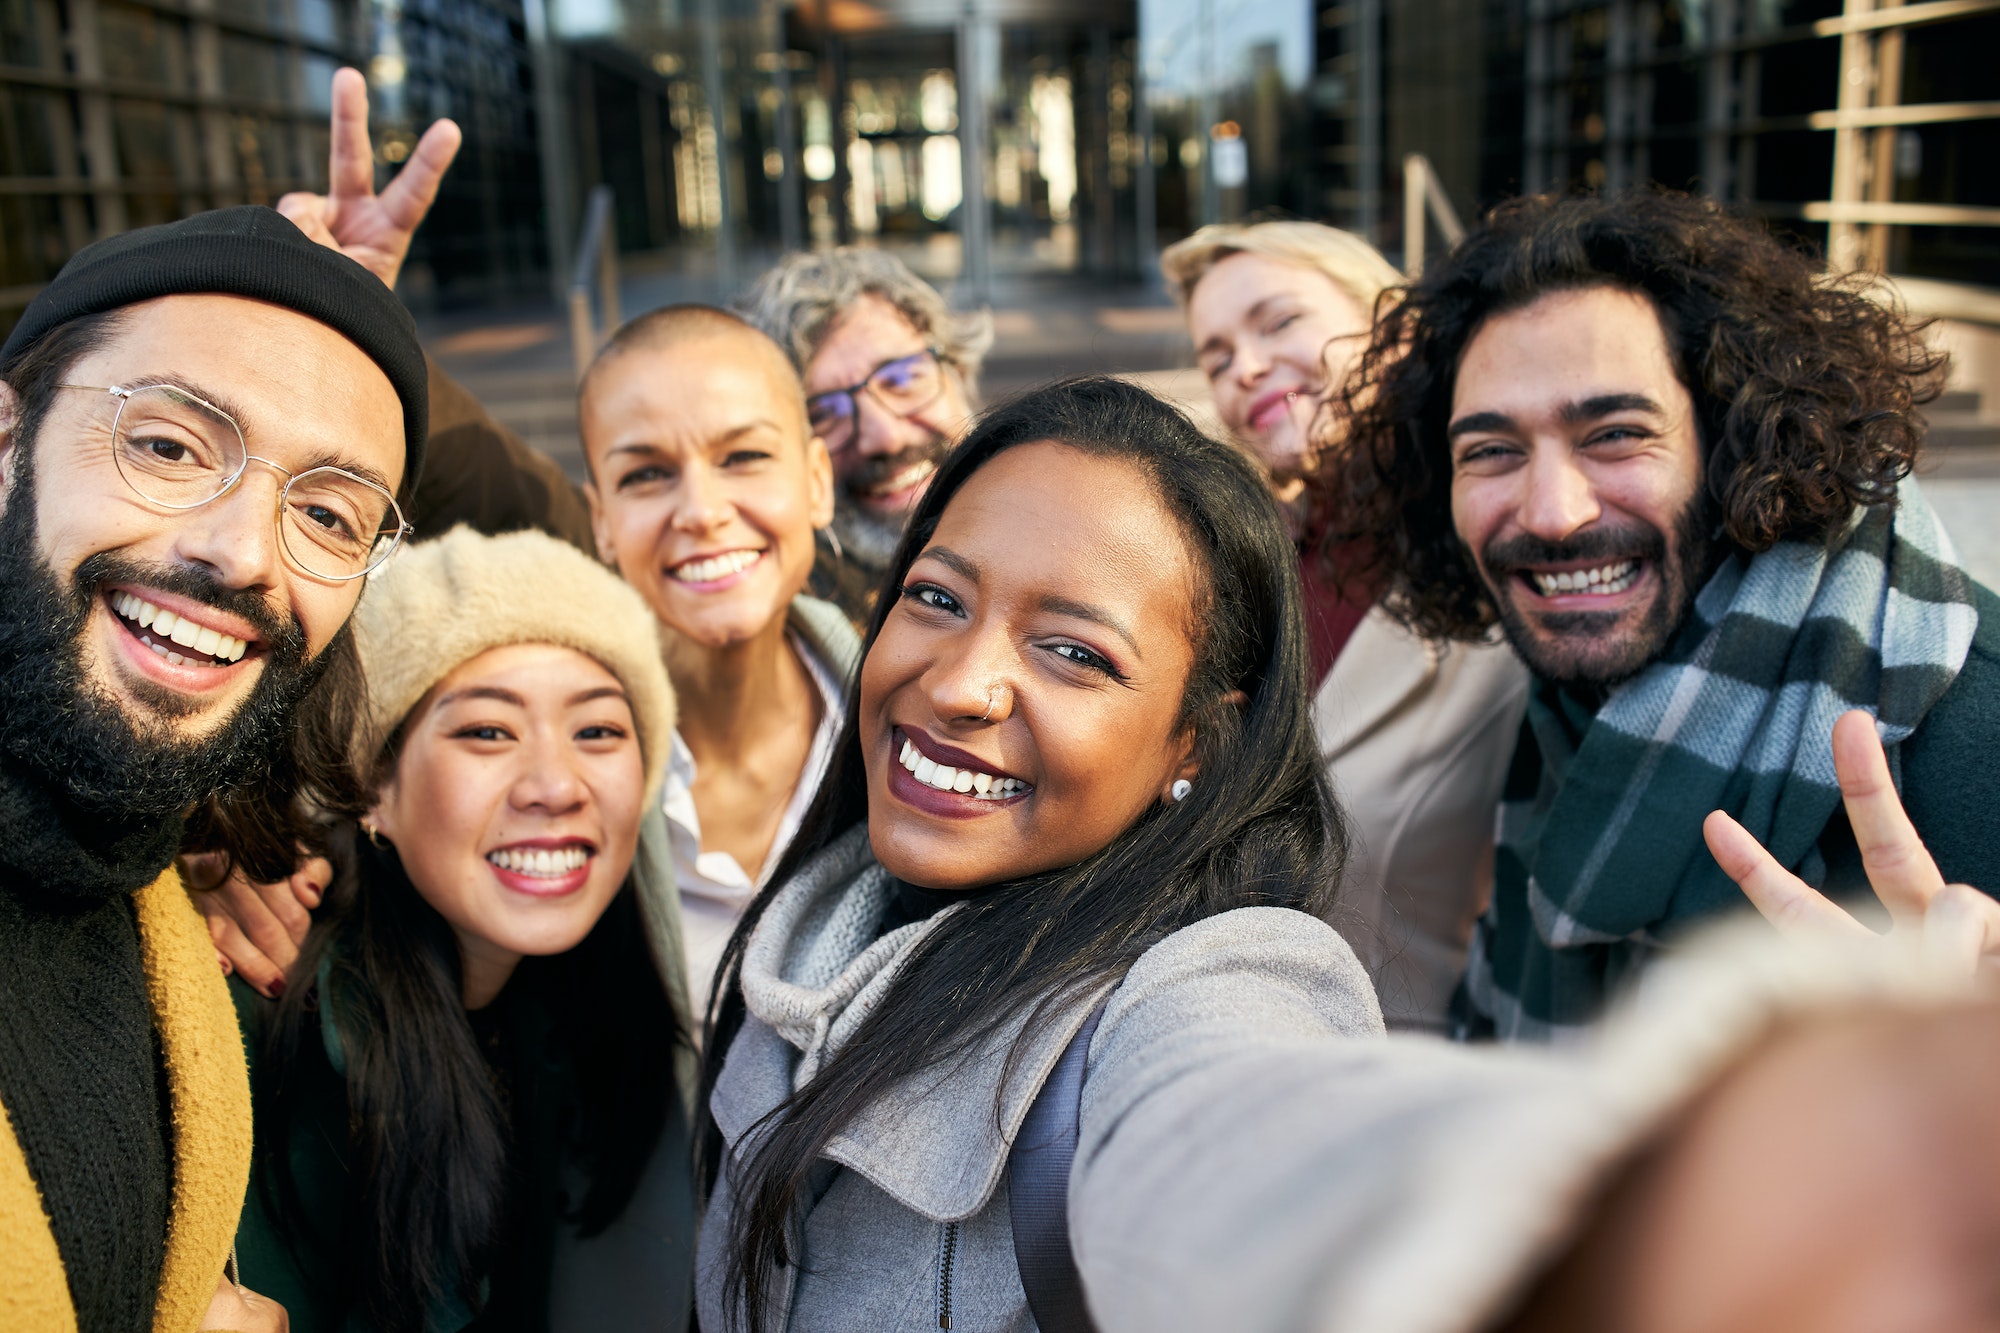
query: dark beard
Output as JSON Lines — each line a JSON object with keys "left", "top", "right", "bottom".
{"left": 0, "top": 446, "right": 328, "bottom": 827}
{"left": 1480, "top": 498, "right": 1717, "bottom": 692}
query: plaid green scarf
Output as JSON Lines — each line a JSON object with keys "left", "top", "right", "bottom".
{"left": 1461, "top": 480, "right": 1979, "bottom": 1042}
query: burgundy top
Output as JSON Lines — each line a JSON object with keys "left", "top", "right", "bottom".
{"left": 1299, "top": 538, "right": 1377, "bottom": 685}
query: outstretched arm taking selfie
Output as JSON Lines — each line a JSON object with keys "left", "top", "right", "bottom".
{"left": 1074, "top": 910, "right": 2000, "bottom": 1333}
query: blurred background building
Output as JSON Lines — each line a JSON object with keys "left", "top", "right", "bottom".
{"left": 4, "top": 0, "right": 1995, "bottom": 318}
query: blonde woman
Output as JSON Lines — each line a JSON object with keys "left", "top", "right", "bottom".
{"left": 1167, "top": 220, "right": 1400, "bottom": 504}
{"left": 1163, "top": 221, "right": 1529, "bottom": 1031}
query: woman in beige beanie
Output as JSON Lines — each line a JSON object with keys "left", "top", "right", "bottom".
{"left": 226, "top": 526, "right": 696, "bottom": 1333}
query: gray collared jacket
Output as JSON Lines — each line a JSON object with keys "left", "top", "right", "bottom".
{"left": 696, "top": 827, "right": 1387, "bottom": 1333}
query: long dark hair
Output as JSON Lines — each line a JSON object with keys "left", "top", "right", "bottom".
{"left": 698, "top": 376, "right": 1344, "bottom": 1332}
{"left": 255, "top": 821, "right": 683, "bottom": 1330}
{"left": 1316, "top": 187, "right": 1948, "bottom": 642}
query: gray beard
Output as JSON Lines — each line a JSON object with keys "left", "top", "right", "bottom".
{"left": 830, "top": 501, "right": 907, "bottom": 574}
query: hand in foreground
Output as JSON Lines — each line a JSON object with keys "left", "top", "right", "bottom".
{"left": 203, "top": 1272, "right": 289, "bottom": 1332}
{"left": 276, "top": 66, "right": 461, "bottom": 291}
{"left": 1501, "top": 1000, "right": 2000, "bottom": 1333}
{"left": 185, "top": 851, "right": 330, "bottom": 998}
{"left": 1703, "top": 708, "right": 2000, "bottom": 973}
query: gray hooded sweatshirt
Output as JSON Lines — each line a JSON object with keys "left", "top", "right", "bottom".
{"left": 699, "top": 825, "right": 1979, "bottom": 1333}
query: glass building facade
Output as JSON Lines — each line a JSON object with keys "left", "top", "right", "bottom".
{"left": 1, "top": 0, "right": 1990, "bottom": 325}
{"left": 0, "top": 0, "right": 544, "bottom": 320}
{"left": 0, "top": 0, "right": 356, "bottom": 311}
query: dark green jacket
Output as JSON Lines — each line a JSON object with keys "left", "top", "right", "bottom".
{"left": 230, "top": 969, "right": 695, "bottom": 1333}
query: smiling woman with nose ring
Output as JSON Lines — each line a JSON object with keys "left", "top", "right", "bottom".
{"left": 694, "top": 377, "right": 1376, "bottom": 1333}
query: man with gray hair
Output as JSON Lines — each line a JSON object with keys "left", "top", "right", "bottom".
{"left": 739, "top": 248, "right": 992, "bottom": 615}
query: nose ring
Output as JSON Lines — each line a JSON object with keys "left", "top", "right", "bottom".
{"left": 982, "top": 682, "right": 998, "bottom": 722}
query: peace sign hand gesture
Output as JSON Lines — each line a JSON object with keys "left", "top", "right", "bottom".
{"left": 1703, "top": 709, "right": 2000, "bottom": 974}
{"left": 276, "top": 66, "right": 462, "bottom": 292}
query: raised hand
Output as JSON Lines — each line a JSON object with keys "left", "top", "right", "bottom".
{"left": 276, "top": 66, "right": 462, "bottom": 291}
{"left": 1703, "top": 708, "right": 2000, "bottom": 972}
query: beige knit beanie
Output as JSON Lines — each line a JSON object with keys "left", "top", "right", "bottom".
{"left": 351, "top": 525, "right": 676, "bottom": 801}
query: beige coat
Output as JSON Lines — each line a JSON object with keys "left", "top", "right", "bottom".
{"left": 1315, "top": 605, "right": 1530, "bottom": 1031}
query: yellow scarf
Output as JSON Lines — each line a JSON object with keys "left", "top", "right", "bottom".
{"left": 0, "top": 868, "right": 253, "bottom": 1332}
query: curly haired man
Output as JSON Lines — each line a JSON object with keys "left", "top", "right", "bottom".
{"left": 1316, "top": 190, "right": 2000, "bottom": 1041}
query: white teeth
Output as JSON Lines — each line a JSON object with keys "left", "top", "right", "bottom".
{"left": 868, "top": 459, "right": 936, "bottom": 497}
{"left": 897, "top": 732, "right": 1028, "bottom": 800}
{"left": 112, "top": 592, "right": 251, "bottom": 663}
{"left": 486, "top": 846, "right": 591, "bottom": 876}
{"left": 670, "top": 549, "right": 761, "bottom": 584}
{"left": 1532, "top": 560, "right": 1639, "bottom": 598}
{"left": 167, "top": 651, "right": 184, "bottom": 665}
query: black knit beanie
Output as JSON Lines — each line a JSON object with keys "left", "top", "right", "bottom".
{"left": 0, "top": 205, "right": 428, "bottom": 494}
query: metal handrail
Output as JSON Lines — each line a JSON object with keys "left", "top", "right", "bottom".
{"left": 1402, "top": 153, "right": 1466, "bottom": 277}
{"left": 568, "top": 184, "right": 621, "bottom": 380}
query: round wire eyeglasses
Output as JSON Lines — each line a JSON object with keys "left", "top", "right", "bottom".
{"left": 61, "top": 382, "right": 411, "bottom": 582}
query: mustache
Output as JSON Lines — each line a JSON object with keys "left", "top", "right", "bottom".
{"left": 71, "top": 550, "right": 304, "bottom": 655}
{"left": 1482, "top": 523, "right": 1667, "bottom": 577}
{"left": 845, "top": 436, "right": 951, "bottom": 492}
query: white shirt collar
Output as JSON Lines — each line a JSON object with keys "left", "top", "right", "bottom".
{"left": 663, "top": 629, "right": 847, "bottom": 906}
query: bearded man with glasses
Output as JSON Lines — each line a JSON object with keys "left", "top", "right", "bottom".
{"left": 0, "top": 203, "right": 429, "bottom": 1331}
{"left": 740, "top": 250, "right": 991, "bottom": 621}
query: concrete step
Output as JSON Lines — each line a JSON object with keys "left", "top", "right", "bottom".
{"left": 1923, "top": 374, "right": 2000, "bottom": 474}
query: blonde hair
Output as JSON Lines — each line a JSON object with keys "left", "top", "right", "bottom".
{"left": 1160, "top": 221, "right": 1404, "bottom": 315}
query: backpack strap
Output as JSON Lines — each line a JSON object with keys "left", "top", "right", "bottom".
{"left": 1007, "top": 996, "right": 1109, "bottom": 1333}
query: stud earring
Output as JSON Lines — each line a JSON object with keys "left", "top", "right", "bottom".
{"left": 1170, "top": 779, "right": 1192, "bottom": 802}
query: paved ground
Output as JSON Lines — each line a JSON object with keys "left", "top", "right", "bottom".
{"left": 1921, "top": 473, "right": 2000, "bottom": 591}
